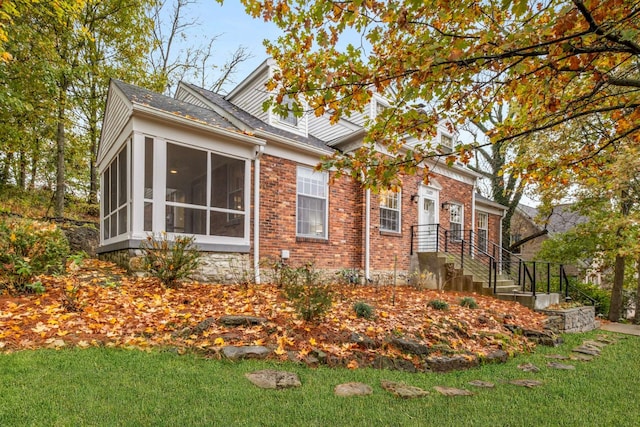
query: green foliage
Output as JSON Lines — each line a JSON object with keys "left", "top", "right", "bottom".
{"left": 282, "top": 262, "right": 333, "bottom": 322}
{"left": 140, "top": 233, "right": 201, "bottom": 288}
{"left": 353, "top": 301, "right": 374, "bottom": 319}
{"left": 427, "top": 299, "right": 449, "bottom": 311}
{"left": 569, "top": 281, "right": 611, "bottom": 317}
{"left": 0, "top": 217, "right": 69, "bottom": 293}
{"left": 459, "top": 296, "right": 478, "bottom": 309}
{"left": 262, "top": 259, "right": 300, "bottom": 288}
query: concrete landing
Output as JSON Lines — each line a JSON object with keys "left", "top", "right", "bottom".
{"left": 599, "top": 322, "right": 640, "bottom": 336}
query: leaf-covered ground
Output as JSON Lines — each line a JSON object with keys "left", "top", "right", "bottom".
{"left": 0, "top": 259, "right": 547, "bottom": 366}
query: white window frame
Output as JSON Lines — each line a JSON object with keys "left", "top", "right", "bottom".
{"left": 380, "top": 189, "right": 401, "bottom": 233}
{"left": 449, "top": 203, "right": 463, "bottom": 241}
{"left": 477, "top": 211, "right": 488, "bottom": 252}
{"left": 277, "top": 95, "right": 298, "bottom": 127}
{"left": 296, "top": 166, "right": 328, "bottom": 239}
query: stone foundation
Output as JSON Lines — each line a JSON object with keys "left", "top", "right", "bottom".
{"left": 539, "top": 306, "right": 596, "bottom": 333}
{"left": 99, "top": 249, "right": 252, "bottom": 284}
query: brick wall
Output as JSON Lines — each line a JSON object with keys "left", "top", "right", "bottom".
{"left": 254, "top": 155, "right": 477, "bottom": 278}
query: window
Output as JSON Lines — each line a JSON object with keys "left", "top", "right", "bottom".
{"left": 380, "top": 190, "right": 401, "bottom": 232}
{"left": 477, "top": 212, "right": 488, "bottom": 252}
{"left": 374, "top": 100, "right": 388, "bottom": 118}
{"left": 510, "top": 233, "right": 522, "bottom": 254}
{"left": 102, "top": 145, "right": 128, "bottom": 240}
{"left": 439, "top": 133, "right": 454, "bottom": 153}
{"left": 449, "top": 203, "right": 463, "bottom": 240}
{"left": 278, "top": 95, "right": 298, "bottom": 126}
{"left": 143, "top": 137, "right": 154, "bottom": 232}
{"left": 164, "top": 142, "right": 246, "bottom": 238}
{"left": 297, "top": 166, "right": 328, "bottom": 238}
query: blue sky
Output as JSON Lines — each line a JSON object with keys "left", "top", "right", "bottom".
{"left": 178, "top": 1, "right": 283, "bottom": 85}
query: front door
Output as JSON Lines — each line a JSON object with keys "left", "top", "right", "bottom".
{"left": 417, "top": 186, "right": 439, "bottom": 252}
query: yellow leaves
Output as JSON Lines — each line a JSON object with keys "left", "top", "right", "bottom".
{"left": 309, "top": 337, "right": 317, "bottom": 346}
{"left": 346, "top": 359, "right": 359, "bottom": 369}
{"left": 214, "top": 337, "right": 225, "bottom": 346}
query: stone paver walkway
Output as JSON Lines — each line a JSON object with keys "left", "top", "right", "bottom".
{"left": 599, "top": 322, "right": 640, "bottom": 336}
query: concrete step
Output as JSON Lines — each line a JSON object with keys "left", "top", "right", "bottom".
{"left": 494, "top": 292, "right": 560, "bottom": 310}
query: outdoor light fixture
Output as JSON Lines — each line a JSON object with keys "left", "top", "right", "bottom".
{"left": 410, "top": 194, "right": 419, "bottom": 203}
{"left": 170, "top": 169, "right": 178, "bottom": 174}
{"left": 441, "top": 201, "right": 451, "bottom": 210}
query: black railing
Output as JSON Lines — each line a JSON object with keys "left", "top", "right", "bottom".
{"left": 411, "top": 224, "right": 596, "bottom": 304}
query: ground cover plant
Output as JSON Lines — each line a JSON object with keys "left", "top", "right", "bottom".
{"left": 0, "top": 259, "right": 545, "bottom": 365}
{"left": 0, "top": 331, "right": 638, "bottom": 426}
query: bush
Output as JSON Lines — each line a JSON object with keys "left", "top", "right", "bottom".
{"left": 459, "top": 296, "right": 478, "bottom": 309}
{"left": 569, "top": 281, "right": 611, "bottom": 316}
{"left": 0, "top": 217, "right": 69, "bottom": 293}
{"left": 282, "top": 262, "right": 333, "bottom": 322}
{"left": 353, "top": 301, "right": 374, "bottom": 319}
{"left": 262, "top": 258, "right": 300, "bottom": 288}
{"left": 140, "top": 233, "right": 201, "bottom": 288}
{"left": 427, "top": 299, "right": 449, "bottom": 310}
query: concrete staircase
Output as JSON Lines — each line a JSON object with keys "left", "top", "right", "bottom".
{"left": 413, "top": 252, "right": 559, "bottom": 310}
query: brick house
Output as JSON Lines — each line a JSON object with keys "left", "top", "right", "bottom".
{"left": 97, "top": 58, "right": 506, "bottom": 284}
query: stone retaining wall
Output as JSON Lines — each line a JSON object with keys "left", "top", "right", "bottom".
{"left": 540, "top": 306, "right": 596, "bottom": 333}
{"left": 99, "top": 249, "right": 251, "bottom": 284}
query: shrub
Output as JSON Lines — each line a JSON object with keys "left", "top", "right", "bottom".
{"left": 353, "top": 301, "right": 374, "bottom": 319}
{"left": 282, "top": 262, "right": 333, "bottom": 322}
{"left": 569, "top": 281, "right": 611, "bottom": 316}
{"left": 427, "top": 299, "right": 449, "bottom": 310}
{"left": 336, "top": 268, "right": 360, "bottom": 285}
{"left": 459, "top": 296, "right": 478, "bottom": 309}
{"left": 140, "top": 233, "right": 201, "bottom": 288}
{"left": 262, "top": 258, "right": 300, "bottom": 288}
{"left": 0, "top": 217, "right": 69, "bottom": 294}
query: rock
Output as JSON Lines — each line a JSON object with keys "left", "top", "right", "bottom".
{"left": 547, "top": 362, "right": 575, "bottom": 370}
{"left": 596, "top": 335, "right": 616, "bottom": 344}
{"left": 372, "top": 356, "right": 417, "bottom": 373}
{"left": 570, "top": 353, "right": 594, "bottom": 362}
{"left": 192, "top": 317, "right": 216, "bottom": 334}
{"left": 60, "top": 223, "right": 99, "bottom": 256}
{"left": 425, "top": 355, "right": 479, "bottom": 373}
{"left": 523, "top": 329, "right": 563, "bottom": 346}
{"left": 509, "top": 379, "right": 543, "bottom": 388}
{"left": 334, "top": 382, "right": 373, "bottom": 397}
{"left": 484, "top": 349, "right": 508, "bottom": 364}
{"left": 468, "top": 380, "right": 495, "bottom": 388}
{"left": 245, "top": 370, "right": 301, "bottom": 389}
{"left": 217, "top": 315, "right": 266, "bottom": 327}
{"left": 545, "top": 354, "right": 569, "bottom": 360}
{"left": 389, "top": 337, "right": 431, "bottom": 355}
{"left": 380, "top": 380, "right": 429, "bottom": 399}
{"left": 572, "top": 345, "right": 600, "bottom": 356}
{"left": 350, "top": 333, "right": 378, "bottom": 349}
{"left": 222, "top": 345, "right": 270, "bottom": 360}
{"left": 517, "top": 363, "right": 540, "bottom": 373}
{"left": 583, "top": 340, "right": 607, "bottom": 348}
{"left": 433, "top": 386, "right": 473, "bottom": 396}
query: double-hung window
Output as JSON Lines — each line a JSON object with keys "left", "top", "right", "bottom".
{"left": 477, "top": 212, "right": 488, "bottom": 252}
{"left": 450, "top": 203, "right": 463, "bottom": 241}
{"left": 380, "top": 190, "right": 401, "bottom": 233}
{"left": 297, "top": 166, "right": 328, "bottom": 238}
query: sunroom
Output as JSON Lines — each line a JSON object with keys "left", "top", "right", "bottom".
{"left": 97, "top": 80, "right": 265, "bottom": 257}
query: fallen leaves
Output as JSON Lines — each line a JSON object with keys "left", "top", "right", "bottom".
{"left": 0, "top": 259, "right": 549, "bottom": 364}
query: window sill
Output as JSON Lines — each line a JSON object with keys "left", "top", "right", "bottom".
{"left": 380, "top": 230, "right": 402, "bottom": 237}
{"left": 296, "top": 236, "right": 329, "bottom": 244}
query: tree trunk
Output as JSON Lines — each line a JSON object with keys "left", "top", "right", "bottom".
{"left": 18, "top": 150, "right": 26, "bottom": 189}
{"left": 54, "top": 78, "right": 68, "bottom": 218}
{"left": 88, "top": 81, "right": 98, "bottom": 204}
{"left": 635, "top": 258, "right": 640, "bottom": 325}
{"left": 609, "top": 254, "right": 625, "bottom": 321}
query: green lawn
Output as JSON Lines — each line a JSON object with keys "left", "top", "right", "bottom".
{"left": 1, "top": 331, "right": 638, "bottom": 427}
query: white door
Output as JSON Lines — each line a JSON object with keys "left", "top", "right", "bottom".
{"left": 417, "top": 186, "right": 439, "bottom": 252}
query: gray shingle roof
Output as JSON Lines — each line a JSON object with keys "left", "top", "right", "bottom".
{"left": 180, "top": 82, "right": 331, "bottom": 152}
{"left": 112, "top": 79, "right": 239, "bottom": 132}
{"left": 517, "top": 203, "right": 587, "bottom": 235}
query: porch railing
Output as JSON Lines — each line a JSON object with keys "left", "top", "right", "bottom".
{"left": 410, "top": 224, "right": 596, "bottom": 304}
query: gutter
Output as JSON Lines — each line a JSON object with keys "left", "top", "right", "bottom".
{"left": 365, "top": 188, "right": 371, "bottom": 282}
{"left": 254, "top": 145, "right": 264, "bottom": 284}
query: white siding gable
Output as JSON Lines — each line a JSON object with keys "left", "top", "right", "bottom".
{"left": 98, "top": 83, "right": 131, "bottom": 165}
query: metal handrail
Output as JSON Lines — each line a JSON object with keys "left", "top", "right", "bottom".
{"left": 412, "top": 223, "right": 593, "bottom": 300}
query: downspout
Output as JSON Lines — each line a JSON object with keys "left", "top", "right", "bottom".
{"left": 253, "top": 145, "right": 264, "bottom": 283}
{"left": 471, "top": 185, "right": 476, "bottom": 254}
{"left": 365, "top": 187, "right": 371, "bottom": 281}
